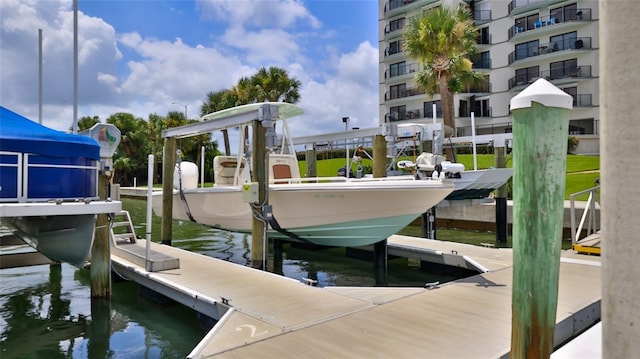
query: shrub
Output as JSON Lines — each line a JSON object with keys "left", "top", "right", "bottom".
{"left": 567, "top": 136, "right": 580, "bottom": 154}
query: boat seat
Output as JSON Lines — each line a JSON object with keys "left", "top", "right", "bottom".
{"left": 273, "top": 164, "right": 292, "bottom": 184}
{"left": 214, "top": 156, "right": 247, "bottom": 185}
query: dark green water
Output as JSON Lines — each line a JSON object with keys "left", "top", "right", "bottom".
{"left": 1, "top": 198, "right": 471, "bottom": 357}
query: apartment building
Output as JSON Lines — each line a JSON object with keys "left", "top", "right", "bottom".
{"left": 379, "top": 0, "right": 600, "bottom": 154}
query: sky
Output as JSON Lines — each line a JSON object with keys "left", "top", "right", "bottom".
{"left": 0, "top": 0, "right": 380, "bottom": 147}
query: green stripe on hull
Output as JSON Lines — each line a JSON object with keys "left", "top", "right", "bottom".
{"left": 267, "top": 214, "right": 420, "bottom": 247}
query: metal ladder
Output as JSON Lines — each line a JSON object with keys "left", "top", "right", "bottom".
{"left": 110, "top": 210, "right": 137, "bottom": 245}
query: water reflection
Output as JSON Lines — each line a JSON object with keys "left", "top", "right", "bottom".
{"left": 0, "top": 263, "right": 203, "bottom": 358}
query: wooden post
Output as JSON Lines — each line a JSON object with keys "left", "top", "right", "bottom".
{"left": 601, "top": 1, "right": 640, "bottom": 356}
{"left": 494, "top": 139, "right": 508, "bottom": 244}
{"left": 509, "top": 79, "right": 572, "bottom": 358}
{"left": 372, "top": 135, "right": 386, "bottom": 178}
{"left": 161, "top": 137, "right": 176, "bottom": 245}
{"left": 90, "top": 171, "right": 110, "bottom": 297}
{"left": 372, "top": 134, "right": 388, "bottom": 278}
{"left": 305, "top": 144, "right": 317, "bottom": 178}
{"left": 251, "top": 120, "right": 267, "bottom": 269}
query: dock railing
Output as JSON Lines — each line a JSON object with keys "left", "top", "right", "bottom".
{"left": 570, "top": 185, "right": 600, "bottom": 245}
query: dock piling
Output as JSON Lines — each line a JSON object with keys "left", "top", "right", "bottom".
{"left": 90, "top": 170, "right": 111, "bottom": 297}
{"left": 161, "top": 137, "right": 176, "bottom": 245}
{"left": 494, "top": 138, "right": 508, "bottom": 244}
{"left": 251, "top": 120, "right": 267, "bottom": 270}
{"left": 509, "top": 79, "right": 572, "bottom": 357}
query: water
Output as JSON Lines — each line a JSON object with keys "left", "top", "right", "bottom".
{"left": 1, "top": 198, "right": 468, "bottom": 357}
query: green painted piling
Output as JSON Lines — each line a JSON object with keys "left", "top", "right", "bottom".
{"left": 161, "top": 137, "right": 176, "bottom": 245}
{"left": 251, "top": 121, "right": 266, "bottom": 269}
{"left": 510, "top": 79, "right": 572, "bottom": 358}
{"left": 90, "top": 172, "right": 111, "bottom": 297}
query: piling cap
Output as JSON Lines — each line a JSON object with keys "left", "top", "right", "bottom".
{"left": 510, "top": 78, "right": 573, "bottom": 111}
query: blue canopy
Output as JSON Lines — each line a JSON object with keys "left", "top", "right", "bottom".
{"left": 0, "top": 106, "right": 100, "bottom": 160}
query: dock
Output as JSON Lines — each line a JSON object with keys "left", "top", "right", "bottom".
{"left": 110, "top": 234, "right": 601, "bottom": 358}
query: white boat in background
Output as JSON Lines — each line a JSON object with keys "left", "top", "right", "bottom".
{"left": 398, "top": 152, "right": 512, "bottom": 200}
{"left": 152, "top": 103, "right": 454, "bottom": 247}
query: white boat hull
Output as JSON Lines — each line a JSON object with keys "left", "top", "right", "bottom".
{"left": 153, "top": 179, "right": 454, "bottom": 247}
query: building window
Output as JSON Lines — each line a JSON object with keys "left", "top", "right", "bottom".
{"left": 389, "top": 105, "right": 406, "bottom": 121}
{"left": 551, "top": 3, "right": 578, "bottom": 23}
{"left": 550, "top": 31, "right": 577, "bottom": 51}
{"left": 389, "top": 84, "right": 406, "bottom": 100}
{"left": 424, "top": 101, "right": 442, "bottom": 118}
{"left": 388, "top": 17, "right": 405, "bottom": 33}
{"left": 550, "top": 59, "right": 578, "bottom": 79}
{"left": 474, "top": 51, "right": 491, "bottom": 68}
{"left": 515, "top": 13, "right": 539, "bottom": 32}
{"left": 472, "top": 99, "right": 491, "bottom": 117}
{"left": 389, "top": 61, "right": 406, "bottom": 78}
{"left": 387, "top": 40, "right": 403, "bottom": 56}
{"left": 515, "top": 40, "right": 540, "bottom": 60}
{"left": 478, "top": 27, "right": 490, "bottom": 45}
{"left": 515, "top": 66, "right": 540, "bottom": 86}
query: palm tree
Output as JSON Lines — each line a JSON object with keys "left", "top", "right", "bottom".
{"left": 251, "top": 67, "right": 301, "bottom": 103}
{"left": 201, "top": 89, "right": 237, "bottom": 155}
{"left": 200, "top": 67, "right": 301, "bottom": 155}
{"left": 403, "top": 5, "right": 483, "bottom": 154}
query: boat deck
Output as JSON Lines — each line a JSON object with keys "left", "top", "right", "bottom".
{"left": 110, "top": 237, "right": 601, "bottom": 358}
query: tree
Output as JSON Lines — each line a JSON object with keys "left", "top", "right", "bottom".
{"left": 201, "top": 89, "right": 237, "bottom": 155}
{"left": 404, "top": 4, "right": 484, "bottom": 158}
{"left": 106, "top": 112, "right": 149, "bottom": 185}
{"left": 200, "top": 67, "right": 301, "bottom": 155}
{"left": 251, "top": 67, "right": 301, "bottom": 103}
{"left": 71, "top": 116, "right": 100, "bottom": 132}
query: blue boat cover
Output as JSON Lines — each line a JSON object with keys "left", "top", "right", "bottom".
{"left": 0, "top": 106, "right": 100, "bottom": 159}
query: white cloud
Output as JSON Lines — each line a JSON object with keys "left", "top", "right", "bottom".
{"left": 1, "top": 0, "right": 379, "bottom": 143}
{"left": 197, "top": 0, "right": 321, "bottom": 29}
{"left": 291, "top": 41, "right": 380, "bottom": 138}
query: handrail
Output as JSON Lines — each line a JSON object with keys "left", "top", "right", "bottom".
{"left": 570, "top": 185, "right": 600, "bottom": 245}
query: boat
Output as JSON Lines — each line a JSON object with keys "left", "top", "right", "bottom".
{"left": 0, "top": 106, "right": 121, "bottom": 266}
{"left": 152, "top": 103, "right": 454, "bottom": 247}
{"left": 397, "top": 151, "right": 512, "bottom": 200}
{"left": 389, "top": 123, "right": 512, "bottom": 201}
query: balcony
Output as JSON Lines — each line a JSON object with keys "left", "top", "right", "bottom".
{"left": 508, "top": 0, "right": 566, "bottom": 15}
{"left": 384, "top": 46, "right": 404, "bottom": 58}
{"left": 456, "top": 122, "right": 512, "bottom": 137}
{"left": 508, "top": 37, "right": 592, "bottom": 64}
{"left": 385, "top": 63, "right": 419, "bottom": 79}
{"left": 385, "top": 87, "right": 426, "bottom": 101}
{"left": 384, "top": 24, "right": 405, "bottom": 40}
{"left": 460, "top": 106, "right": 492, "bottom": 118}
{"left": 384, "top": 0, "right": 437, "bottom": 16}
{"left": 386, "top": 108, "right": 431, "bottom": 122}
{"left": 472, "top": 57, "right": 491, "bottom": 69}
{"left": 474, "top": 10, "right": 491, "bottom": 24}
{"left": 463, "top": 81, "right": 492, "bottom": 94}
{"left": 508, "top": 66, "right": 592, "bottom": 89}
{"left": 508, "top": 8, "right": 592, "bottom": 39}
{"left": 540, "top": 65, "right": 592, "bottom": 81}
{"left": 573, "top": 94, "right": 592, "bottom": 107}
